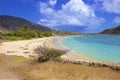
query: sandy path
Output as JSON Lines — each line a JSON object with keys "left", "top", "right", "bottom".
{"left": 0, "top": 37, "right": 54, "bottom": 58}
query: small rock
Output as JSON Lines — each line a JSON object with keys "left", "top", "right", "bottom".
{"left": 23, "top": 52, "right": 30, "bottom": 54}
{"left": 7, "top": 51, "right": 17, "bottom": 53}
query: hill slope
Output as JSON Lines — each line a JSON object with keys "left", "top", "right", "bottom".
{"left": 101, "top": 26, "right": 120, "bottom": 34}
{"left": 0, "top": 15, "right": 52, "bottom": 32}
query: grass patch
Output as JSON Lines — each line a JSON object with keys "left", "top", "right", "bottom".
{"left": 0, "top": 54, "right": 120, "bottom": 80}
{"left": 0, "top": 54, "right": 33, "bottom": 74}
{"left": 12, "top": 61, "right": 120, "bottom": 80}
{"left": 4, "top": 36, "right": 31, "bottom": 41}
{"left": 0, "top": 67, "right": 3, "bottom": 74}
{"left": 13, "top": 56, "right": 33, "bottom": 64}
{"left": 0, "top": 54, "right": 8, "bottom": 74}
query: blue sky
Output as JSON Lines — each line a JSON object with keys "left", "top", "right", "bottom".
{"left": 0, "top": 0, "right": 120, "bottom": 33}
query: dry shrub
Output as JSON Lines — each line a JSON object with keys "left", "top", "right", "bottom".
{"left": 34, "top": 46, "right": 67, "bottom": 62}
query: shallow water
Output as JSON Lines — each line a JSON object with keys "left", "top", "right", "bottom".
{"left": 61, "top": 35, "right": 120, "bottom": 63}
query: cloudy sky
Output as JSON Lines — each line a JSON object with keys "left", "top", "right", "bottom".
{"left": 0, "top": 0, "right": 120, "bottom": 33}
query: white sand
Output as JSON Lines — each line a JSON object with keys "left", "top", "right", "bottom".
{"left": 0, "top": 37, "right": 55, "bottom": 58}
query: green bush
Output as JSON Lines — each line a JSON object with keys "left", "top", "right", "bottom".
{"left": 34, "top": 46, "right": 66, "bottom": 62}
{"left": 44, "top": 49, "right": 64, "bottom": 58}
{"left": 0, "top": 32, "right": 4, "bottom": 39}
{"left": 43, "top": 31, "right": 52, "bottom": 37}
{"left": 4, "top": 33, "right": 14, "bottom": 36}
{"left": 22, "top": 25, "right": 30, "bottom": 31}
{"left": 28, "top": 31, "right": 38, "bottom": 38}
{"left": 2, "top": 25, "right": 53, "bottom": 41}
{"left": 35, "top": 31, "right": 43, "bottom": 38}
{"left": 13, "top": 30, "right": 24, "bottom": 37}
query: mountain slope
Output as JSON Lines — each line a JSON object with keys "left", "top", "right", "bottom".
{"left": 101, "top": 26, "right": 120, "bottom": 34}
{"left": 0, "top": 15, "right": 52, "bottom": 32}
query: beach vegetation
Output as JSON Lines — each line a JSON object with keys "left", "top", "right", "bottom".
{"left": 34, "top": 46, "right": 66, "bottom": 62}
{"left": 13, "top": 56, "right": 33, "bottom": 64}
{"left": 54, "top": 30, "right": 81, "bottom": 36}
{"left": 1, "top": 25, "right": 52, "bottom": 41}
{"left": 0, "top": 53, "right": 120, "bottom": 80}
{"left": 42, "top": 31, "right": 52, "bottom": 37}
{"left": 34, "top": 30, "right": 43, "bottom": 38}
{"left": 12, "top": 61, "right": 120, "bottom": 80}
{"left": 22, "top": 24, "right": 30, "bottom": 31}
{"left": 0, "top": 32, "right": 5, "bottom": 39}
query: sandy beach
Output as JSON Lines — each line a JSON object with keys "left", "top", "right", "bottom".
{"left": 0, "top": 36, "right": 119, "bottom": 65}
{"left": 0, "top": 36, "right": 120, "bottom": 71}
{"left": 0, "top": 36, "right": 120, "bottom": 80}
{"left": 0, "top": 36, "right": 91, "bottom": 62}
{"left": 0, "top": 37, "right": 55, "bottom": 58}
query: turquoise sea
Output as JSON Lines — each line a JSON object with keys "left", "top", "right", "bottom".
{"left": 61, "top": 35, "right": 120, "bottom": 63}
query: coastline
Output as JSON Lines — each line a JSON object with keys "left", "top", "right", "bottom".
{"left": 51, "top": 36, "right": 120, "bottom": 70}
{"left": 54, "top": 36, "right": 93, "bottom": 62}
{"left": 0, "top": 36, "right": 120, "bottom": 70}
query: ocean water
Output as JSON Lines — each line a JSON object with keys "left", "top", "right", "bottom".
{"left": 61, "top": 35, "right": 120, "bottom": 63}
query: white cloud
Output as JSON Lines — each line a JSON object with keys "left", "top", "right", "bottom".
{"left": 113, "top": 16, "right": 120, "bottom": 24}
{"left": 48, "top": 0, "right": 57, "bottom": 7}
{"left": 97, "top": 0, "right": 120, "bottom": 14}
{"left": 39, "top": 2, "right": 54, "bottom": 14}
{"left": 38, "top": 0, "right": 104, "bottom": 30}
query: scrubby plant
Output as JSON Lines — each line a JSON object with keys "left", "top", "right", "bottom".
{"left": 0, "top": 32, "right": 4, "bottom": 39}
{"left": 34, "top": 46, "right": 66, "bottom": 62}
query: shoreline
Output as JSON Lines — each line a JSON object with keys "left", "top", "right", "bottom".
{"left": 52, "top": 36, "right": 120, "bottom": 70}
{"left": 0, "top": 36, "right": 120, "bottom": 70}
{"left": 51, "top": 36, "right": 96, "bottom": 62}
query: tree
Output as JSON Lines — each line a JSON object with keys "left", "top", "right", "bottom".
{"left": 35, "top": 31, "right": 43, "bottom": 38}
{"left": 22, "top": 25, "right": 30, "bottom": 31}
{"left": 14, "top": 30, "right": 24, "bottom": 37}
{"left": 43, "top": 31, "right": 52, "bottom": 37}
{"left": 28, "top": 31, "right": 38, "bottom": 38}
